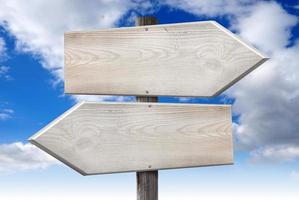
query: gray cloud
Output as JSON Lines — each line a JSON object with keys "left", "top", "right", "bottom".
{"left": 0, "top": 37, "right": 6, "bottom": 58}
{"left": 250, "top": 145, "right": 299, "bottom": 163}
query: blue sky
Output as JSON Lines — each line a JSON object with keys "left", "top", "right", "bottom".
{"left": 0, "top": 0, "right": 299, "bottom": 199}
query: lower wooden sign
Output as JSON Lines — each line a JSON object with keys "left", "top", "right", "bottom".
{"left": 29, "top": 102, "right": 233, "bottom": 175}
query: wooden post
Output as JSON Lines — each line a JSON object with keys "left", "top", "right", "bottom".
{"left": 137, "top": 171, "right": 158, "bottom": 200}
{"left": 136, "top": 16, "right": 158, "bottom": 200}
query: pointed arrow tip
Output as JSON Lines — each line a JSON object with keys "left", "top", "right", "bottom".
{"left": 28, "top": 101, "right": 85, "bottom": 142}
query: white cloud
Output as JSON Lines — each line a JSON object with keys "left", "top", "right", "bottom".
{"left": 0, "top": 38, "right": 12, "bottom": 80}
{"left": 0, "top": 66, "right": 12, "bottom": 80}
{"left": 0, "top": 142, "right": 59, "bottom": 174}
{"left": 232, "top": 43, "right": 299, "bottom": 150}
{"left": 231, "top": 3, "right": 299, "bottom": 161}
{"left": 0, "top": 65, "right": 9, "bottom": 74}
{"left": 163, "top": 0, "right": 250, "bottom": 17}
{"left": 250, "top": 145, "right": 299, "bottom": 163}
{"left": 236, "top": 2, "right": 298, "bottom": 54}
{"left": 0, "top": 66, "right": 9, "bottom": 75}
{"left": 0, "top": 108, "right": 14, "bottom": 120}
{"left": 228, "top": 2, "right": 299, "bottom": 162}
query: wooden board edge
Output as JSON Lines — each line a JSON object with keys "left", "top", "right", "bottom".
{"left": 28, "top": 101, "right": 88, "bottom": 175}
{"left": 28, "top": 101, "right": 85, "bottom": 141}
{"left": 64, "top": 91, "right": 220, "bottom": 98}
{"left": 78, "top": 101, "right": 232, "bottom": 107}
{"left": 210, "top": 21, "right": 270, "bottom": 59}
{"left": 212, "top": 57, "right": 269, "bottom": 97}
{"left": 64, "top": 20, "right": 214, "bottom": 35}
{"left": 209, "top": 20, "right": 270, "bottom": 96}
{"left": 83, "top": 161, "right": 234, "bottom": 176}
{"left": 29, "top": 138, "right": 88, "bottom": 176}
{"left": 64, "top": 20, "right": 269, "bottom": 61}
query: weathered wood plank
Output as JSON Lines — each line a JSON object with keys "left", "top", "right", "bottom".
{"left": 29, "top": 102, "right": 233, "bottom": 175}
{"left": 137, "top": 171, "right": 158, "bottom": 200}
{"left": 64, "top": 21, "right": 268, "bottom": 97}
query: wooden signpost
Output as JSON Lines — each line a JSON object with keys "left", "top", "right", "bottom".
{"left": 29, "top": 16, "right": 268, "bottom": 200}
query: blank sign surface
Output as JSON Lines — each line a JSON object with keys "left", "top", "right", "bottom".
{"left": 30, "top": 102, "right": 233, "bottom": 175}
{"left": 64, "top": 21, "right": 268, "bottom": 97}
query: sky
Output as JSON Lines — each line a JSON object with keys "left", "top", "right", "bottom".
{"left": 0, "top": 0, "right": 299, "bottom": 199}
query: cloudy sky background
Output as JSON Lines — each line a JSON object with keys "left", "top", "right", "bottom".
{"left": 0, "top": 0, "right": 299, "bottom": 199}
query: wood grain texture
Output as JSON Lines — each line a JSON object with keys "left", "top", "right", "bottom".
{"left": 64, "top": 21, "right": 268, "bottom": 97}
{"left": 29, "top": 102, "right": 233, "bottom": 175}
{"left": 137, "top": 171, "right": 158, "bottom": 200}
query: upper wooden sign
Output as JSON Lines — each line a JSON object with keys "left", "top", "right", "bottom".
{"left": 64, "top": 21, "right": 268, "bottom": 97}
{"left": 29, "top": 102, "right": 232, "bottom": 175}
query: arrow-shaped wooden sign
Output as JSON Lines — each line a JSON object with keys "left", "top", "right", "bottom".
{"left": 29, "top": 102, "right": 232, "bottom": 175}
{"left": 65, "top": 21, "right": 268, "bottom": 97}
